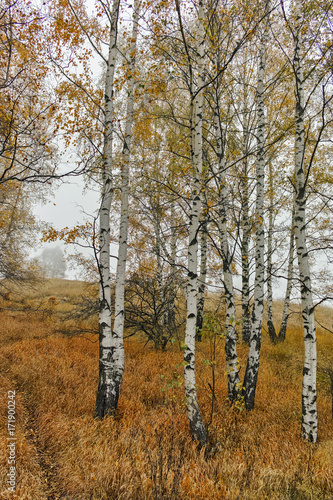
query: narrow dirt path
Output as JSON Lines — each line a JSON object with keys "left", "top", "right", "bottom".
{"left": 22, "top": 395, "right": 67, "bottom": 500}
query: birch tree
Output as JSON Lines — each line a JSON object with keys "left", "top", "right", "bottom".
{"left": 48, "top": 0, "right": 141, "bottom": 417}
{"left": 237, "top": 57, "right": 256, "bottom": 346}
{"left": 277, "top": 207, "right": 295, "bottom": 342}
{"left": 196, "top": 195, "right": 208, "bottom": 342}
{"left": 265, "top": 166, "right": 295, "bottom": 345}
{"left": 175, "top": 0, "right": 208, "bottom": 445}
{"left": 290, "top": 0, "right": 317, "bottom": 442}
{"left": 214, "top": 103, "right": 241, "bottom": 401}
{"left": 223, "top": 46, "right": 257, "bottom": 346}
{"left": 279, "top": 0, "right": 333, "bottom": 440}
{"left": 106, "top": 0, "right": 140, "bottom": 413}
{"left": 240, "top": 137, "right": 252, "bottom": 345}
{"left": 266, "top": 161, "right": 276, "bottom": 342}
{"left": 94, "top": 0, "right": 121, "bottom": 419}
{"left": 243, "top": 0, "right": 269, "bottom": 410}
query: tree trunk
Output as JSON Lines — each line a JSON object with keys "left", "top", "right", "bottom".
{"left": 153, "top": 208, "right": 170, "bottom": 348}
{"left": 178, "top": 0, "right": 208, "bottom": 446}
{"left": 196, "top": 198, "right": 208, "bottom": 342}
{"left": 168, "top": 199, "right": 177, "bottom": 329}
{"left": 267, "top": 161, "right": 277, "bottom": 343}
{"left": 94, "top": 0, "right": 121, "bottom": 419}
{"left": 277, "top": 206, "right": 295, "bottom": 342}
{"left": 293, "top": 1, "right": 317, "bottom": 443}
{"left": 214, "top": 108, "right": 240, "bottom": 401}
{"left": 108, "top": 0, "right": 139, "bottom": 411}
{"left": 243, "top": 2, "right": 268, "bottom": 410}
{"left": 241, "top": 121, "right": 251, "bottom": 344}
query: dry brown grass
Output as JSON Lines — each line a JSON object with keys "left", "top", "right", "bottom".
{"left": 0, "top": 280, "right": 332, "bottom": 499}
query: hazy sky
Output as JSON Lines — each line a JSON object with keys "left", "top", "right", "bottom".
{"left": 33, "top": 178, "right": 292, "bottom": 295}
{"left": 33, "top": 180, "right": 100, "bottom": 279}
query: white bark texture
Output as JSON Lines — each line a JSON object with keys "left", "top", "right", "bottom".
{"left": 183, "top": 0, "right": 207, "bottom": 446}
{"left": 111, "top": 0, "right": 140, "bottom": 408}
{"left": 278, "top": 206, "right": 295, "bottom": 342}
{"left": 267, "top": 161, "right": 277, "bottom": 343}
{"left": 241, "top": 110, "right": 251, "bottom": 344}
{"left": 243, "top": 3, "right": 268, "bottom": 410}
{"left": 152, "top": 205, "right": 171, "bottom": 348}
{"left": 169, "top": 199, "right": 177, "bottom": 328}
{"left": 214, "top": 110, "right": 240, "bottom": 401}
{"left": 196, "top": 199, "right": 208, "bottom": 341}
{"left": 154, "top": 211, "right": 168, "bottom": 327}
{"left": 293, "top": 1, "right": 317, "bottom": 443}
{"left": 94, "top": 0, "right": 121, "bottom": 419}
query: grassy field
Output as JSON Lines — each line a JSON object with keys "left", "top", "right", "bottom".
{"left": 0, "top": 279, "right": 332, "bottom": 499}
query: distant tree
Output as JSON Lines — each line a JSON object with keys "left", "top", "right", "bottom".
{"left": 0, "top": 182, "right": 39, "bottom": 292}
{"left": 38, "top": 247, "right": 67, "bottom": 279}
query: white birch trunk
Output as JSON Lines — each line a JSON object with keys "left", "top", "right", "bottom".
{"left": 168, "top": 199, "right": 177, "bottom": 328}
{"left": 183, "top": 0, "right": 207, "bottom": 446}
{"left": 293, "top": 1, "right": 317, "bottom": 442}
{"left": 153, "top": 210, "right": 169, "bottom": 347}
{"left": 214, "top": 110, "right": 240, "bottom": 401}
{"left": 196, "top": 199, "right": 208, "bottom": 342}
{"left": 110, "top": 0, "right": 140, "bottom": 406}
{"left": 241, "top": 116, "right": 251, "bottom": 344}
{"left": 243, "top": 2, "right": 268, "bottom": 410}
{"left": 278, "top": 206, "right": 295, "bottom": 342}
{"left": 267, "top": 161, "right": 277, "bottom": 343}
{"left": 94, "top": 0, "right": 121, "bottom": 419}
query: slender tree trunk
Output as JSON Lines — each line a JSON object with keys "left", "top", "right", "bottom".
{"left": 214, "top": 109, "right": 240, "bottom": 401}
{"left": 95, "top": 0, "right": 121, "bottom": 419}
{"left": 196, "top": 198, "right": 208, "bottom": 342}
{"left": 243, "top": 2, "right": 268, "bottom": 410}
{"left": 154, "top": 214, "right": 164, "bottom": 313}
{"left": 179, "top": 0, "right": 208, "bottom": 446}
{"left": 153, "top": 210, "right": 169, "bottom": 344}
{"left": 109, "top": 0, "right": 140, "bottom": 408}
{"left": 241, "top": 128, "right": 251, "bottom": 344}
{"left": 293, "top": 1, "right": 317, "bottom": 443}
{"left": 278, "top": 206, "right": 295, "bottom": 342}
{"left": 267, "top": 161, "right": 277, "bottom": 343}
{"left": 168, "top": 199, "right": 177, "bottom": 329}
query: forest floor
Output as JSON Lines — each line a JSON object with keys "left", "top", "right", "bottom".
{"left": 0, "top": 279, "right": 333, "bottom": 499}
